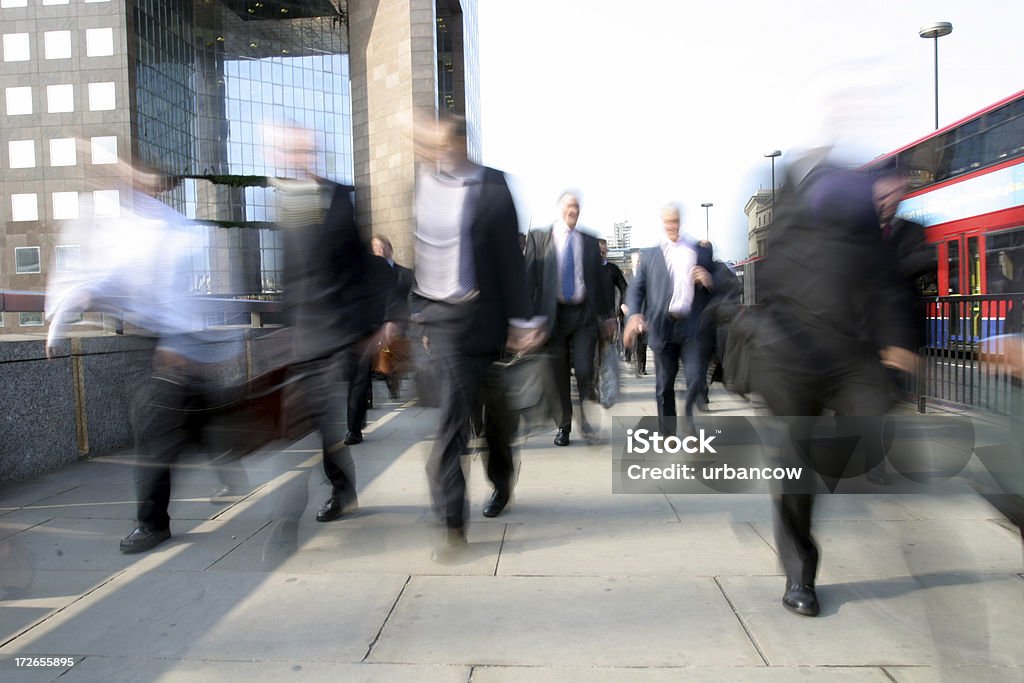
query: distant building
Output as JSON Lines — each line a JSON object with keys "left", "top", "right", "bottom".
{"left": 611, "top": 220, "right": 633, "bottom": 249}
{"left": 744, "top": 188, "right": 774, "bottom": 257}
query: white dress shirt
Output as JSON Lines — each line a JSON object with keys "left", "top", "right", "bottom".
{"left": 662, "top": 234, "right": 698, "bottom": 316}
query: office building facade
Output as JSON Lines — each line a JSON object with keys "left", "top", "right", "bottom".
{"left": 1, "top": 0, "right": 476, "bottom": 333}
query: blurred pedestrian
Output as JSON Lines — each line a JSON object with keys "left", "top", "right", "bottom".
{"left": 525, "top": 191, "right": 614, "bottom": 446}
{"left": 379, "top": 113, "right": 543, "bottom": 558}
{"left": 624, "top": 203, "right": 713, "bottom": 433}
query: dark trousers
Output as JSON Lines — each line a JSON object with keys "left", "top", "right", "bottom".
{"left": 132, "top": 363, "right": 246, "bottom": 530}
{"left": 548, "top": 302, "right": 598, "bottom": 432}
{"left": 287, "top": 351, "right": 357, "bottom": 497}
{"left": 423, "top": 304, "right": 515, "bottom": 529}
{"left": 653, "top": 318, "right": 701, "bottom": 423}
{"left": 346, "top": 352, "right": 373, "bottom": 432}
{"left": 752, "top": 330, "right": 891, "bottom": 585}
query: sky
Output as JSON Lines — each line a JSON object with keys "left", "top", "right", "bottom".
{"left": 476, "top": 0, "right": 1024, "bottom": 261}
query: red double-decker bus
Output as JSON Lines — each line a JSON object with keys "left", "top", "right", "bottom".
{"left": 865, "top": 89, "right": 1024, "bottom": 345}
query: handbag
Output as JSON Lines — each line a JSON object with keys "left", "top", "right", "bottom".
{"left": 486, "top": 353, "right": 557, "bottom": 437}
{"left": 598, "top": 343, "right": 620, "bottom": 408}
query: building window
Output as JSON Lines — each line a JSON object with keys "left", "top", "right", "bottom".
{"left": 84, "top": 0, "right": 111, "bottom": 3}
{"left": 50, "top": 138, "right": 76, "bottom": 166}
{"left": 85, "top": 28, "right": 113, "bottom": 57}
{"left": 19, "top": 313, "right": 44, "bottom": 327}
{"left": 44, "top": 30, "right": 71, "bottom": 60}
{"left": 90, "top": 136, "right": 117, "bottom": 164}
{"left": 55, "top": 245, "right": 81, "bottom": 272}
{"left": 8, "top": 139, "right": 35, "bottom": 168}
{"left": 88, "top": 82, "right": 115, "bottom": 110}
{"left": 3, "top": 33, "right": 29, "bottom": 62}
{"left": 1, "top": 0, "right": 28, "bottom": 8}
{"left": 93, "top": 190, "right": 119, "bottom": 217}
{"left": 43, "top": 0, "right": 71, "bottom": 5}
{"left": 52, "top": 191, "right": 79, "bottom": 220}
{"left": 5, "top": 86, "right": 32, "bottom": 115}
{"left": 15, "top": 246, "right": 41, "bottom": 273}
{"left": 47, "top": 84, "right": 74, "bottom": 113}
{"left": 11, "top": 193, "right": 38, "bottom": 222}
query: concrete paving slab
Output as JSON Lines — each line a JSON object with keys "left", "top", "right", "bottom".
{"left": 53, "top": 658, "right": 470, "bottom": 683}
{"left": 369, "top": 575, "right": 763, "bottom": 667}
{"left": 471, "top": 664, "right": 893, "bottom": 682}
{"left": 747, "top": 519, "right": 1023, "bottom": 580}
{"left": 0, "top": 571, "right": 408, "bottom": 663}
{"left": 885, "top": 665, "right": 1024, "bottom": 683}
{"left": 0, "top": 570, "right": 117, "bottom": 643}
{"left": 662, "top": 493, "right": 774, "bottom": 524}
{"left": 7, "top": 517, "right": 270, "bottom": 573}
{"left": 0, "top": 655, "right": 72, "bottom": 682}
{"left": 209, "top": 520, "right": 504, "bottom": 576}
{"left": 808, "top": 495, "right": 929, "bottom": 522}
{"left": 720, "top": 574, "right": 1024, "bottom": 667}
{"left": 496, "top": 520, "right": 778, "bottom": 578}
{"left": 0, "top": 510, "right": 52, "bottom": 540}
{"left": 488, "top": 488, "right": 679, "bottom": 524}
{"left": 887, "top": 494, "right": 1009, "bottom": 521}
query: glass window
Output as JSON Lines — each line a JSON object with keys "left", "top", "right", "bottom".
{"left": 93, "top": 190, "right": 120, "bottom": 217}
{"left": 47, "top": 84, "right": 74, "bottom": 113}
{"left": 84, "top": 0, "right": 111, "bottom": 3}
{"left": 11, "top": 193, "right": 38, "bottom": 222}
{"left": 56, "top": 245, "right": 81, "bottom": 272}
{"left": 8, "top": 139, "right": 34, "bottom": 168}
{"left": 1, "top": 0, "right": 29, "bottom": 8}
{"left": 15, "top": 246, "right": 41, "bottom": 273}
{"left": 90, "top": 136, "right": 117, "bottom": 164}
{"left": 88, "top": 81, "right": 115, "bottom": 110}
{"left": 44, "top": 30, "right": 71, "bottom": 59}
{"left": 3, "top": 33, "right": 30, "bottom": 62}
{"left": 50, "top": 137, "right": 76, "bottom": 166}
{"left": 19, "top": 313, "right": 44, "bottom": 327}
{"left": 43, "top": 0, "right": 71, "bottom": 5}
{"left": 85, "top": 28, "right": 114, "bottom": 57}
{"left": 5, "top": 86, "right": 31, "bottom": 115}
{"left": 52, "top": 191, "right": 79, "bottom": 220}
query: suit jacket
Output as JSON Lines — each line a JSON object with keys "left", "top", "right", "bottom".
{"left": 280, "top": 181, "right": 372, "bottom": 361}
{"left": 625, "top": 239, "right": 713, "bottom": 351}
{"left": 524, "top": 226, "right": 612, "bottom": 335}
{"left": 602, "top": 261, "right": 628, "bottom": 319}
{"left": 411, "top": 166, "right": 531, "bottom": 355}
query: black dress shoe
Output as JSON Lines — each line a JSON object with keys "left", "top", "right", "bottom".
{"left": 119, "top": 526, "right": 171, "bottom": 554}
{"left": 316, "top": 494, "right": 358, "bottom": 522}
{"left": 553, "top": 429, "right": 570, "bottom": 447}
{"left": 483, "top": 489, "right": 511, "bottom": 518}
{"left": 344, "top": 430, "right": 363, "bottom": 445}
{"left": 782, "top": 581, "right": 820, "bottom": 616}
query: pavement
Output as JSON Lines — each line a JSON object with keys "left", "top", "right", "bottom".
{"left": 1, "top": 364, "right": 1023, "bottom": 682}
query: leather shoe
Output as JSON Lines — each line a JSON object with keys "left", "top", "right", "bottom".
{"left": 344, "top": 430, "right": 363, "bottom": 445}
{"left": 316, "top": 494, "right": 358, "bottom": 522}
{"left": 119, "top": 526, "right": 171, "bottom": 554}
{"left": 483, "top": 489, "right": 511, "bottom": 518}
{"left": 782, "top": 581, "right": 820, "bottom": 617}
{"left": 553, "top": 429, "right": 570, "bottom": 447}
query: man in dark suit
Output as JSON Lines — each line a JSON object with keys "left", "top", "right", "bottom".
{"left": 380, "top": 113, "right": 543, "bottom": 557}
{"left": 624, "top": 203, "right": 713, "bottom": 430}
{"left": 598, "top": 238, "right": 629, "bottom": 364}
{"left": 274, "top": 124, "right": 377, "bottom": 524}
{"left": 525, "top": 192, "right": 613, "bottom": 446}
{"left": 752, "top": 156, "right": 914, "bottom": 617}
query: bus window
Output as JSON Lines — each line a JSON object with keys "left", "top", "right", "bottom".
{"left": 967, "top": 236, "right": 982, "bottom": 294}
{"left": 985, "top": 227, "right": 1024, "bottom": 293}
{"left": 947, "top": 239, "right": 960, "bottom": 294}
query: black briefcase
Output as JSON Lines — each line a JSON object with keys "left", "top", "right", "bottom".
{"left": 486, "top": 353, "right": 557, "bottom": 438}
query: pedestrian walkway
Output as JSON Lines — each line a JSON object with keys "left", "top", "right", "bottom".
{"left": 1, "top": 370, "right": 1022, "bottom": 682}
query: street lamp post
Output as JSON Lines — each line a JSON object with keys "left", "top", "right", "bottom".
{"left": 764, "top": 150, "right": 781, "bottom": 212}
{"left": 919, "top": 21, "right": 953, "bottom": 130}
{"left": 700, "top": 202, "right": 713, "bottom": 242}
